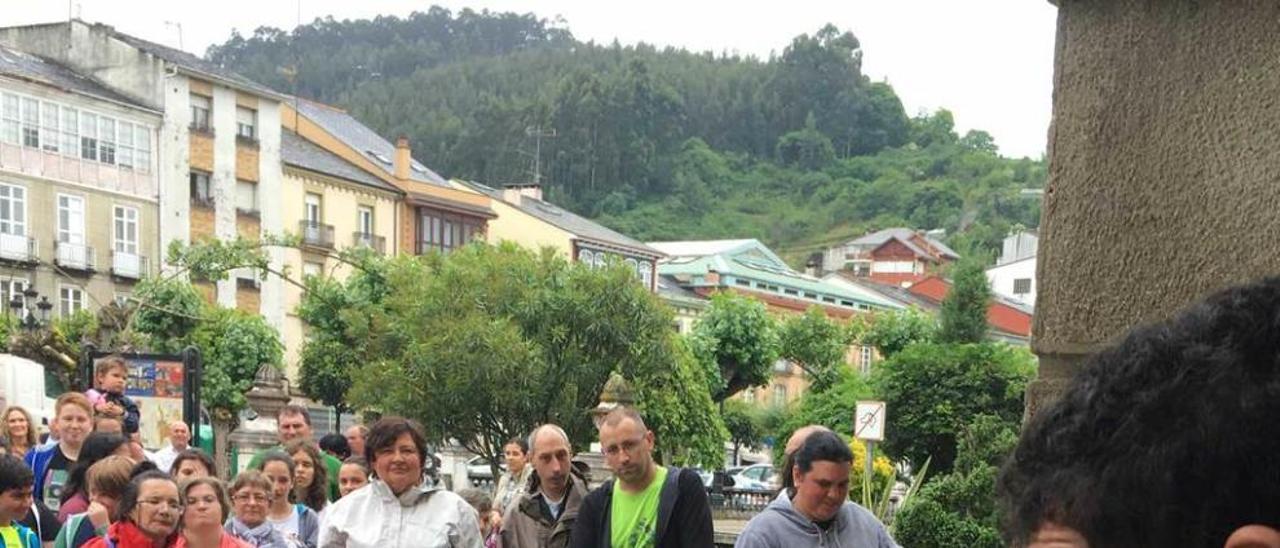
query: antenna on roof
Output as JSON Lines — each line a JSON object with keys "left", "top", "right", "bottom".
{"left": 524, "top": 126, "right": 557, "bottom": 187}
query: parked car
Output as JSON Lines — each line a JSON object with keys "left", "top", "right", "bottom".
{"left": 467, "top": 455, "right": 505, "bottom": 479}
{"left": 733, "top": 464, "right": 778, "bottom": 491}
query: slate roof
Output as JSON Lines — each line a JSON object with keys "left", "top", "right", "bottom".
{"left": 0, "top": 45, "right": 153, "bottom": 111}
{"left": 288, "top": 96, "right": 449, "bottom": 188}
{"left": 462, "top": 181, "right": 661, "bottom": 256}
{"left": 106, "top": 28, "right": 286, "bottom": 101}
{"left": 281, "top": 131, "right": 401, "bottom": 194}
{"left": 848, "top": 228, "right": 961, "bottom": 260}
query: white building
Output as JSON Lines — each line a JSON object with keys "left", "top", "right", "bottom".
{"left": 986, "top": 230, "right": 1038, "bottom": 307}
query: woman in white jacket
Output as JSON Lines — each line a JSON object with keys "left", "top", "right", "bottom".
{"left": 318, "top": 417, "right": 482, "bottom": 548}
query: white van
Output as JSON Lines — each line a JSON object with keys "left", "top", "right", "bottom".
{"left": 0, "top": 354, "right": 57, "bottom": 432}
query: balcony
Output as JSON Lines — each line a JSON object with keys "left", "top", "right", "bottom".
{"left": 299, "top": 220, "right": 335, "bottom": 250}
{"left": 352, "top": 232, "right": 386, "bottom": 255}
{"left": 111, "top": 251, "right": 148, "bottom": 280}
{"left": 55, "top": 241, "right": 95, "bottom": 272}
{"left": 0, "top": 234, "right": 37, "bottom": 264}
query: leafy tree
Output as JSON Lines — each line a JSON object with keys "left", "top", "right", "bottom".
{"left": 892, "top": 414, "right": 1019, "bottom": 548}
{"left": 130, "top": 277, "right": 205, "bottom": 353}
{"left": 721, "top": 399, "right": 764, "bottom": 464}
{"left": 776, "top": 113, "right": 836, "bottom": 170}
{"left": 873, "top": 343, "right": 1034, "bottom": 473}
{"left": 772, "top": 367, "right": 876, "bottom": 464}
{"left": 938, "top": 260, "right": 992, "bottom": 344}
{"left": 778, "top": 306, "right": 849, "bottom": 392}
{"left": 857, "top": 307, "right": 937, "bottom": 358}
{"left": 690, "top": 292, "right": 780, "bottom": 401}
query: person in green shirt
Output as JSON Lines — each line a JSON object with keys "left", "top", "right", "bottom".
{"left": 568, "top": 407, "right": 713, "bottom": 548}
{"left": 0, "top": 454, "right": 40, "bottom": 548}
{"left": 245, "top": 405, "right": 341, "bottom": 501}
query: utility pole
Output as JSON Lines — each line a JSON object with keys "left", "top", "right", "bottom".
{"left": 524, "top": 126, "right": 556, "bottom": 186}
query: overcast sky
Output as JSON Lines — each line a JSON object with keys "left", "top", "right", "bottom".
{"left": 7, "top": 0, "right": 1057, "bottom": 159}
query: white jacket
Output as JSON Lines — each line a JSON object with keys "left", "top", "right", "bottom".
{"left": 318, "top": 479, "right": 483, "bottom": 548}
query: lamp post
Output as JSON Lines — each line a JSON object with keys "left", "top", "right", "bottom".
{"left": 9, "top": 287, "right": 53, "bottom": 331}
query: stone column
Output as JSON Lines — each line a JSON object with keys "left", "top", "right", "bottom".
{"left": 1030, "top": 1, "right": 1280, "bottom": 415}
{"left": 227, "top": 365, "right": 289, "bottom": 476}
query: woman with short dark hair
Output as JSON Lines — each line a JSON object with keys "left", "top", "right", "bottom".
{"left": 82, "top": 470, "right": 181, "bottom": 548}
{"left": 319, "top": 417, "right": 482, "bottom": 547}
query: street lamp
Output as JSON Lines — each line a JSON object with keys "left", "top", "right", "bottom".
{"left": 9, "top": 287, "right": 52, "bottom": 331}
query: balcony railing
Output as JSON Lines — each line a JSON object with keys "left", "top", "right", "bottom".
{"left": 299, "top": 220, "right": 335, "bottom": 249}
{"left": 55, "top": 241, "right": 95, "bottom": 271}
{"left": 0, "top": 233, "right": 37, "bottom": 264}
{"left": 352, "top": 232, "right": 386, "bottom": 255}
{"left": 111, "top": 251, "right": 148, "bottom": 280}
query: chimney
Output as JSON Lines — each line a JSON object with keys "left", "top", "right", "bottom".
{"left": 394, "top": 136, "right": 411, "bottom": 180}
{"left": 502, "top": 184, "right": 543, "bottom": 203}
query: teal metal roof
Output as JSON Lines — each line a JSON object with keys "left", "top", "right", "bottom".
{"left": 658, "top": 253, "right": 902, "bottom": 312}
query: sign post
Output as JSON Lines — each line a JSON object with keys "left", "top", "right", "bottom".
{"left": 854, "top": 400, "right": 887, "bottom": 502}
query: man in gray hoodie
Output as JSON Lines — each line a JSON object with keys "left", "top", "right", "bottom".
{"left": 735, "top": 430, "right": 899, "bottom": 548}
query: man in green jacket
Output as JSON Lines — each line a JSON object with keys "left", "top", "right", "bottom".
{"left": 246, "top": 405, "right": 341, "bottom": 500}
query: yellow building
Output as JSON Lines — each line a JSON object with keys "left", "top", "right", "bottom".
{"left": 278, "top": 131, "right": 400, "bottom": 372}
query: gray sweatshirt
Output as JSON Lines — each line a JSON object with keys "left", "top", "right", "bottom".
{"left": 734, "top": 492, "right": 900, "bottom": 548}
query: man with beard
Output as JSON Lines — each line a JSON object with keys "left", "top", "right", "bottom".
{"left": 501, "top": 424, "right": 589, "bottom": 548}
{"left": 568, "top": 408, "right": 712, "bottom": 548}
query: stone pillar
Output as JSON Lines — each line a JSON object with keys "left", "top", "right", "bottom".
{"left": 1030, "top": 1, "right": 1280, "bottom": 415}
{"left": 228, "top": 365, "right": 289, "bottom": 476}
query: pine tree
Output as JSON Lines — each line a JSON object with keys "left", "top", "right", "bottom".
{"left": 938, "top": 260, "right": 992, "bottom": 344}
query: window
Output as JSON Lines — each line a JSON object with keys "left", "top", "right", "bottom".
{"left": 1, "top": 279, "right": 28, "bottom": 309}
{"left": 593, "top": 253, "right": 607, "bottom": 269}
{"left": 0, "top": 183, "right": 26, "bottom": 236}
{"left": 302, "top": 262, "right": 323, "bottom": 278}
{"left": 61, "top": 106, "right": 77, "bottom": 157}
{"left": 80, "top": 112, "right": 97, "bottom": 161}
{"left": 189, "top": 172, "right": 212, "bottom": 205}
{"left": 59, "top": 286, "right": 84, "bottom": 317}
{"left": 116, "top": 121, "right": 133, "bottom": 169}
{"left": 772, "top": 384, "right": 787, "bottom": 406}
{"left": 40, "top": 102, "right": 58, "bottom": 152}
{"left": 639, "top": 261, "right": 653, "bottom": 289}
{"left": 1, "top": 93, "right": 18, "bottom": 144}
{"left": 98, "top": 117, "right": 115, "bottom": 165}
{"left": 20, "top": 98, "right": 38, "bottom": 148}
{"left": 189, "top": 95, "right": 210, "bottom": 130}
{"left": 304, "top": 193, "right": 321, "bottom": 224}
{"left": 113, "top": 206, "right": 138, "bottom": 255}
{"left": 1013, "top": 278, "right": 1033, "bottom": 295}
{"left": 134, "top": 125, "right": 151, "bottom": 172}
{"left": 743, "top": 389, "right": 755, "bottom": 403}
{"left": 57, "top": 194, "right": 85, "bottom": 246}
{"left": 860, "top": 345, "right": 874, "bottom": 375}
{"left": 773, "top": 359, "right": 791, "bottom": 373}
{"left": 357, "top": 206, "right": 374, "bottom": 235}
{"left": 236, "top": 107, "right": 256, "bottom": 140}
{"left": 872, "top": 260, "right": 916, "bottom": 274}
{"left": 783, "top": 288, "right": 799, "bottom": 296}
{"left": 113, "top": 294, "right": 130, "bottom": 307}
{"left": 577, "top": 249, "right": 593, "bottom": 265}
{"left": 418, "top": 208, "right": 482, "bottom": 254}
{"left": 235, "top": 181, "right": 257, "bottom": 213}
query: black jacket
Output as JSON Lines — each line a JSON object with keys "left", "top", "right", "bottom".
{"left": 567, "top": 466, "right": 714, "bottom": 548}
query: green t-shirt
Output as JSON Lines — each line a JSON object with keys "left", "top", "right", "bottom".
{"left": 610, "top": 466, "right": 667, "bottom": 548}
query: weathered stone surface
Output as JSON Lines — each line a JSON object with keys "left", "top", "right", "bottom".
{"left": 1033, "top": 1, "right": 1280, "bottom": 411}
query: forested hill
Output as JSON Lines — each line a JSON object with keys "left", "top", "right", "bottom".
{"left": 208, "top": 7, "right": 1045, "bottom": 264}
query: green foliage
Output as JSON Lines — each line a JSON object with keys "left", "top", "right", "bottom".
{"left": 689, "top": 292, "right": 780, "bottom": 401}
{"left": 858, "top": 307, "right": 937, "bottom": 358}
{"left": 892, "top": 414, "right": 1019, "bottom": 548}
{"left": 772, "top": 367, "right": 877, "bottom": 465}
{"left": 188, "top": 307, "right": 283, "bottom": 419}
{"left": 873, "top": 342, "right": 1034, "bottom": 473}
{"left": 210, "top": 13, "right": 1043, "bottom": 262}
{"left": 130, "top": 277, "right": 205, "bottom": 353}
{"left": 721, "top": 398, "right": 764, "bottom": 459}
{"left": 344, "top": 243, "right": 725, "bottom": 468}
{"left": 938, "top": 260, "right": 992, "bottom": 344}
{"left": 777, "top": 306, "right": 849, "bottom": 392}
{"left": 296, "top": 254, "right": 390, "bottom": 414}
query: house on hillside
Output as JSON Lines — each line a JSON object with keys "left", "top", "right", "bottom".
{"left": 986, "top": 229, "right": 1038, "bottom": 306}
{"left": 450, "top": 181, "right": 664, "bottom": 291}
{"left": 818, "top": 228, "right": 960, "bottom": 286}
{"left": 651, "top": 238, "right": 902, "bottom": 406}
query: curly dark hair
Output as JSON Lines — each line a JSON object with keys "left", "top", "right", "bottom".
{"left": 998, "top": 277, "right": 1280, "bottom": 547}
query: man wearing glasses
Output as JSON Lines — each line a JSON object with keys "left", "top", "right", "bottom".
{"left": 568, "top": 407, "right": 713, "bottom": 548}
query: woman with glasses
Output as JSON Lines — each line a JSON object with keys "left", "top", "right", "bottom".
{"left": 82, "top": 470, "right": 181, "bottom": 548}
{"left": 225, "top": 470, "right": 290, "bottom": 548}
{"left": 175, "top": 477, "right": 250, "bottom": 548}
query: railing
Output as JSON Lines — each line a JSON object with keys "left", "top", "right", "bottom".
{"left": 55, "top": 241, "right": 95, "bottom": 271}
{"left": 352, "top": 232, "right": 386, "bottom": 255}
{"left": 299, "top": 220, "right": 335, "bottom": 249}
{"left": 111, "top": 251, "right": 148, "bottom": 279}
{"left": 709, "top": 486, "right": 776, "bottom": 520}
{"left": 0, "top": 234, "right": 36, "bottom": 263}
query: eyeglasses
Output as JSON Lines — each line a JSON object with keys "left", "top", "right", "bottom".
{"left": 232, "top": 493, "right": 271, "bottom": 503}
{"left": 140, "top": 499, "right": 183, "bottom": 511}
